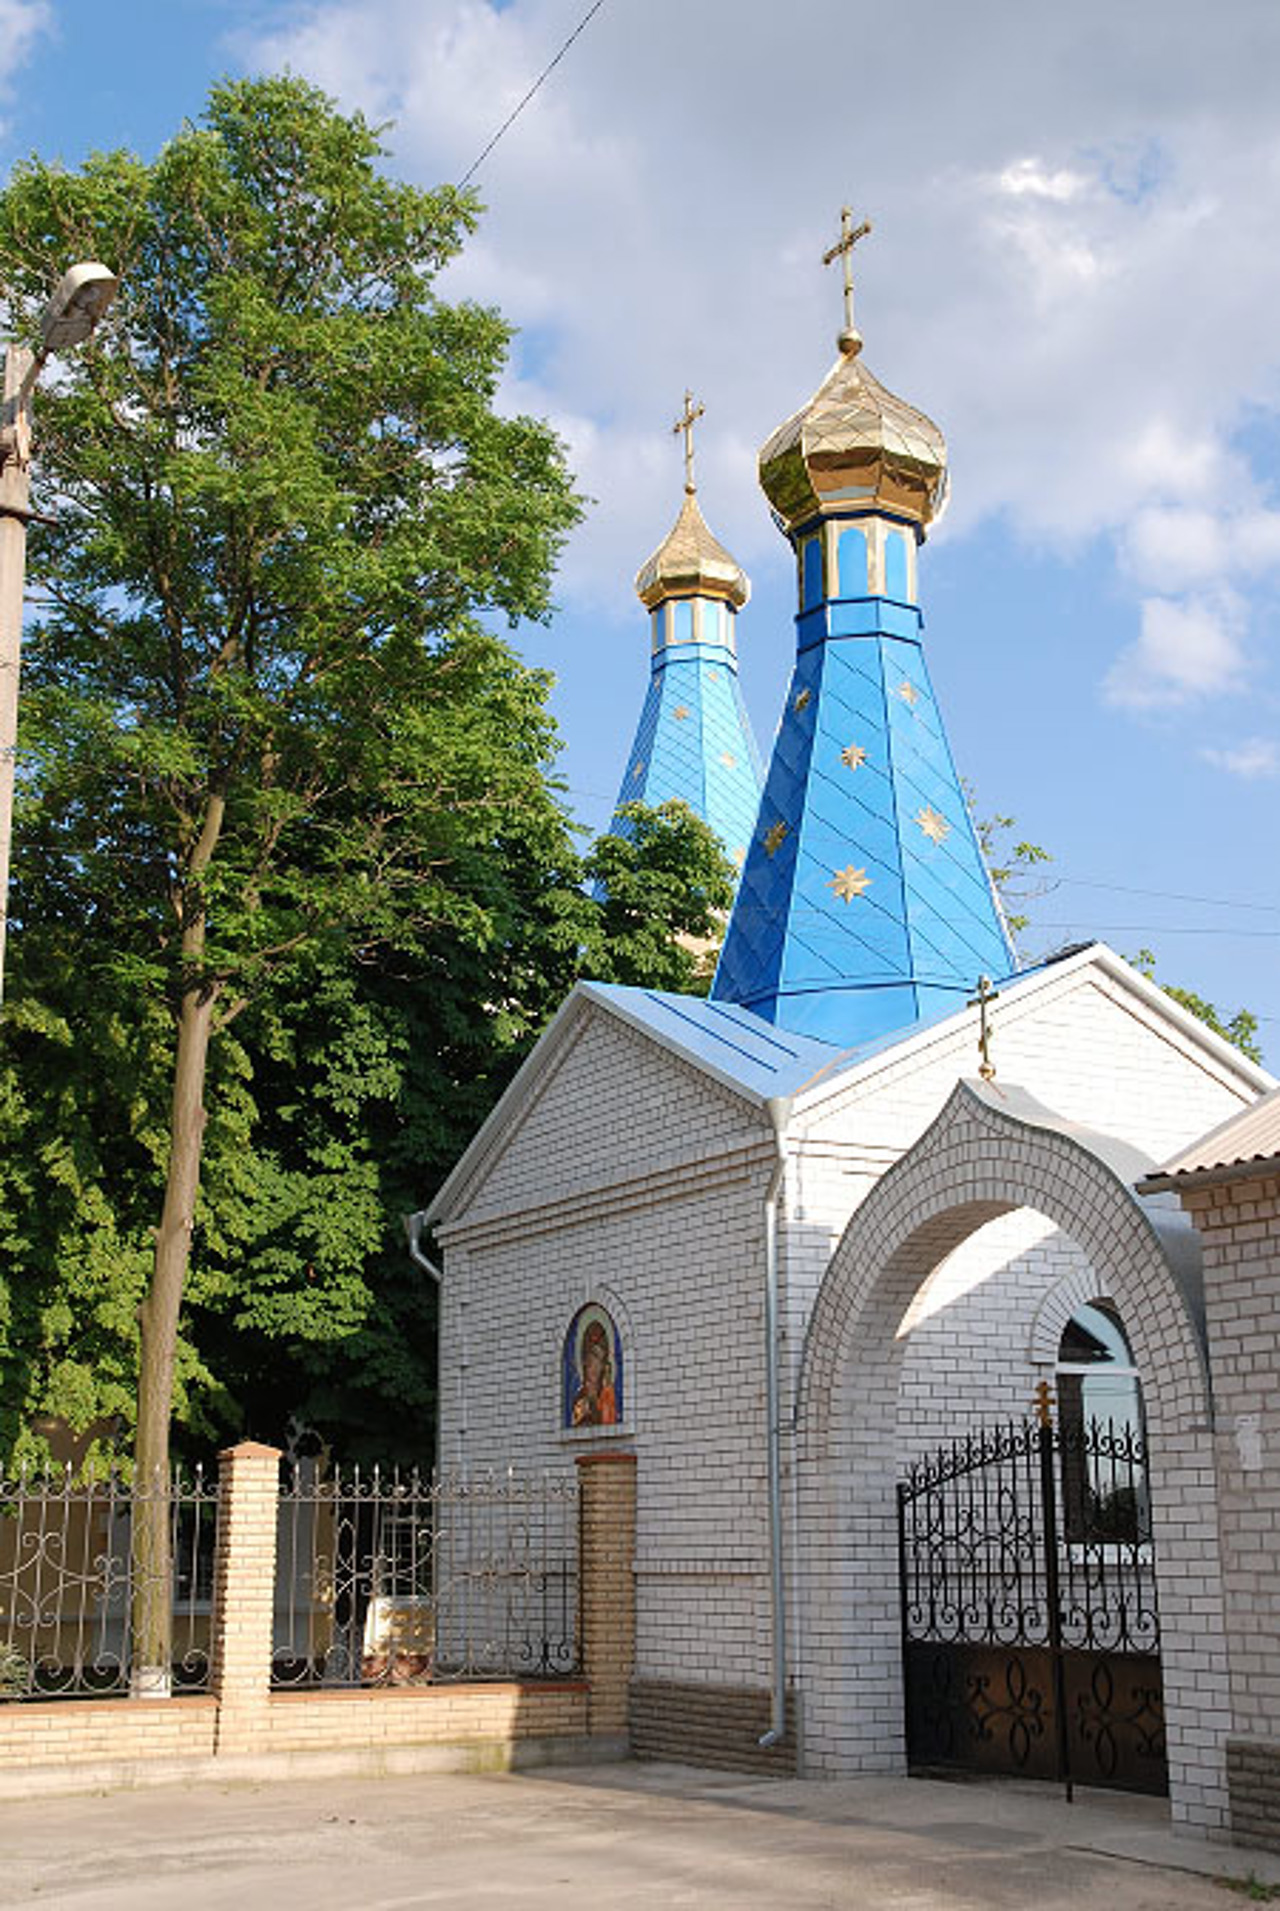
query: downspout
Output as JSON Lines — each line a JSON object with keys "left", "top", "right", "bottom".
{"left": 759, "top": 1093, "right": 792, "bottom": 1748}
{"left": 404, "top": 1211, "right": 450, "bottom": 1464}
{"left": 403, "top": 1210, "right": 442, "bottom": 1287}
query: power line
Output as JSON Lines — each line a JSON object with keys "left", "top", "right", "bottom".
{"left": 458, "top": 0, "right": 609, "bottom": 188}
{"left": 1038, "top": 875, "right": 1280, "bottom": 917}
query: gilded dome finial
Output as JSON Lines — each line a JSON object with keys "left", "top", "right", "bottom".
{"left": 673, "top": 389, "right": 705, "bottom": 495}
{"left": 759, "top": 217, "right": 948, "bottom": 538}
{"left": 822, "top": 206, "right": 873, "bottom": 356}
{"left": 635, "top": 394, "right": 750, "bottom": 611}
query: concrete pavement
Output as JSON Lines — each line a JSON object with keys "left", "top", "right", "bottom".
{"left": 4, "top": 1760, "right": 1280, "bottom": 1909}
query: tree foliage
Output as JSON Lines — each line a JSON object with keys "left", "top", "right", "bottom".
{"left": 1129, "top": 949, "right": 1263, "bottom": 1067}
{"left": 0, "top": 77, "right": 732, "bottom": 1478}
{"left": 0, "top": 792, "right": 733, "bottom": 1469}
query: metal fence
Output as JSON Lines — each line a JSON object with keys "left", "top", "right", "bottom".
{"left": 0, "top": 1465, "right": 219, "bottom": 1700}
{"left": 272, "top": 1465, "right": 580, "bottom": 1689}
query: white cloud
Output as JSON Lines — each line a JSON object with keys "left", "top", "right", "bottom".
{"left": 1124, "top": 503, "right": 1280, "bottom": 591}
{"left": 997, "top": 158, "right": 1090, "bottom": 202}
{"left": 243, "top": 0, "right": 1280, "bottom": 695}
{"left": 0, "top": 0, "right": 46, "bottom": 66}
{"left": 1104, "top": 592, "right": 1249, "bottom": 708}
{"left": 1200, "top": 736, "right": 1280, "bottom": 778}
{"left": 0, "top": 0, "right": 47, "bottom": 122}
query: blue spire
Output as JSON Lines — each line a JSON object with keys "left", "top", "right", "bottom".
{"left": 711, "top": 323, "right": 1013, "bottom": 1045}
{"left": 606, "top": 419, "right": 763, "bottom": 870}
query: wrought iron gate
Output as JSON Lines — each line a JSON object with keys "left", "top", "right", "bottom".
{"left": 897, "top": 1405, "right": 1166, "bottom": 1795}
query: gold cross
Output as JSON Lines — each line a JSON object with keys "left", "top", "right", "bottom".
{"left": 967, "top": 973, "right": 1000, "bottom": 1082}
{"left": 822, "top": 206, "right": 873, "bottom": 346}
{"left": 673, "top": 389, "right": 705, "bottom": 493}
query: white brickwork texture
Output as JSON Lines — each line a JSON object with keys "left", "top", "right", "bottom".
{"left": 1182, "top": 1178, "right": 1280, "bottom": 1758}
{"left": 434, "top": 960, "right": 1257, "bottom": 1819}
{"left": 796, "top": 1083, "right": 1231, "bottom": 1833}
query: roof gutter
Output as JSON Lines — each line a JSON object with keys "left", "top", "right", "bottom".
{"left": 1137, "top": 1152, "right": 1280, "bottom": 1197}
{"left": 758, "top": 1093, "right": 792, "bottom": 1750}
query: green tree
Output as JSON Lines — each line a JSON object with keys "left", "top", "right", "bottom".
{"left": 171, "top": 797, "right": 733, "bottom": 1462}
{"left": 1130, "top": 949, "right": 1263, "bottom": 1066}
{"left": 969, "top": 799, "right": 1053, "bottom": 937}
{"left": 0, "top": 790, "right": 734, "bottom": 1473}
{"left": 582, "top": 800, "right": 736, "bottom": 990}
{"left": 0, "top": 74, "right": 583, "bottom": 1677}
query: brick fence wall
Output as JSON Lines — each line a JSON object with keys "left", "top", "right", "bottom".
{"left": 1177, "top": 1170, "right": 1280, "bottom": 1852}
{"left": 0, "top": 1443, "right": 635, "bottom": 1798}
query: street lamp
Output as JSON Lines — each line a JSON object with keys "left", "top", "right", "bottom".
{"left": 0, "top": 261, "right": 118, "bottom": 1008}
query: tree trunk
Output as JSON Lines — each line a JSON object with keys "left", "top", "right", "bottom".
{"left": 131, "top": 792, "right": 224, "bottom": 1697}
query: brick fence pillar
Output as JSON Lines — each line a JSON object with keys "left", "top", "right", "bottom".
{"left": 210, "top": 1440, "right": 282, "bottom": 1755}
{"left": 576, "top": 1452, "right": 636, "bottom": 1740}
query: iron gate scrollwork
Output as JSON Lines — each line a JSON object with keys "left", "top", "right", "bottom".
{"left": 897, "top": 1409, "right": 1165, "bottom": 1795}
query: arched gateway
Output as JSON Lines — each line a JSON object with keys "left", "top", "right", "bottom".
{"left": 795, "top": 1077, "right": 1231, "bottom": 1835}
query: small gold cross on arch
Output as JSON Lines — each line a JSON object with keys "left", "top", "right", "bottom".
{"left": 967, "top": 973, "right": 1000, "bottom": 1083}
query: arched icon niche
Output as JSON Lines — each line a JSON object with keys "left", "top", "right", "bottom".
{"left": 563, "top": 1304, "right": 623, "bottom": 1429}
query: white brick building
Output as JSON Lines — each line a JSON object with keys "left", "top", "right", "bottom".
{"left": 425, "top": 252, "right": 1279, "bottom": 1844}
{"left": 427, "top": 943, "right": 1270, "bottom": 1831}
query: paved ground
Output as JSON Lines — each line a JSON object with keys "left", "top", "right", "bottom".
{"left": 5, "top": 1760, "right": 1280, "bottom": 1910}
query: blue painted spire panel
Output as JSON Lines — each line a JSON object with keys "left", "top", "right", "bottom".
{"left": 712, "top": 541, "right": 1013, "bottom": 1044}
{"left": 610, "top": 621, "right": 764, "bottom": 867}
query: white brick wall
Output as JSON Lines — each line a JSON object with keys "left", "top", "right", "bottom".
{"left": 1182, "top": 1176, "right": 1280, "bottom": 1759}
{"left": 433, "top": 955, "right": 1259, "bottom": 1817}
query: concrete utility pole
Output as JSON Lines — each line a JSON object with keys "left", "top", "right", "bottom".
{"left": 0, "top": 262, "right": 118, "bottom": 1009}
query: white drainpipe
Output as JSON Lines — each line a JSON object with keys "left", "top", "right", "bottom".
{"left": 759, "top": 1093, "right": 792, "bottom": 1748}
{"left": 404, "top": 1211, "right": 451, "bottom": 1462}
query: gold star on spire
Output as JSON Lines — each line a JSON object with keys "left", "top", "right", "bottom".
{"left": 828, "top": 864, "right": 872, "bottom": 903}
{"left": 896, "top": 680, "right": 920, "bottom": 709}
{"left": 794, "top": 687, "right": 812, "bottom": 713}
{"left": 764, "top": 820, "right": 789, "bottom": 857}
{"left": 841, "top": 741, "right": 868, "bottom": 772}
{"left": 916, "top": 805, "right": 950, "bottom": 845}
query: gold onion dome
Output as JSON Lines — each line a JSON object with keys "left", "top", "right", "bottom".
{"left": 758, "top": 337, "right": 949, "bottom": 539}
{"left": 634, "top": 485, "right": 751, "bottom": 611}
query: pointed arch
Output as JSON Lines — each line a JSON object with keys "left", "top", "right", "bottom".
{"left": 793, "top": 1078, "right": 1229, "bottom": 1835}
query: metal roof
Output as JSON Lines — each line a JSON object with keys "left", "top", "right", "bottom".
{"left": 579, "top": 982, "right": 865, "bottom": 1103}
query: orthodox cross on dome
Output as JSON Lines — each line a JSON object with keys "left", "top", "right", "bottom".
{"left": 673, "top": 388, "right": 705, "bottom": 493}
{"left": 968, "top": 973, "right": 1000, "bottom": 1082}
{"left": 822, "top": 206, "right": 873, "bottom": 350}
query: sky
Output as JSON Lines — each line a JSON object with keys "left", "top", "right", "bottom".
{"left": 3, "top": 0, "right": 1280, "bottom": 1061}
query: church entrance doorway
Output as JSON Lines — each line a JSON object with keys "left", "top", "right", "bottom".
{"left": 796, "top": 1080, "right": 1229, "bottom": 1833}
{"left": 897, "top": 1402, "right": 1166, "bottom": 1796}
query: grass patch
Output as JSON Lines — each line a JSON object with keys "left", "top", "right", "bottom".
{"left": 1217, "top": 1874, "right": 1280, "bottom": 1902}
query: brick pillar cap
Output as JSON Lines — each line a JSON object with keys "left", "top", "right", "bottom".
{"left": 575, "top": 1450, "right": 636, "bottom": 1468}
{"left": 219, "top": 1439, "right": 284, "bottom": 1461}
